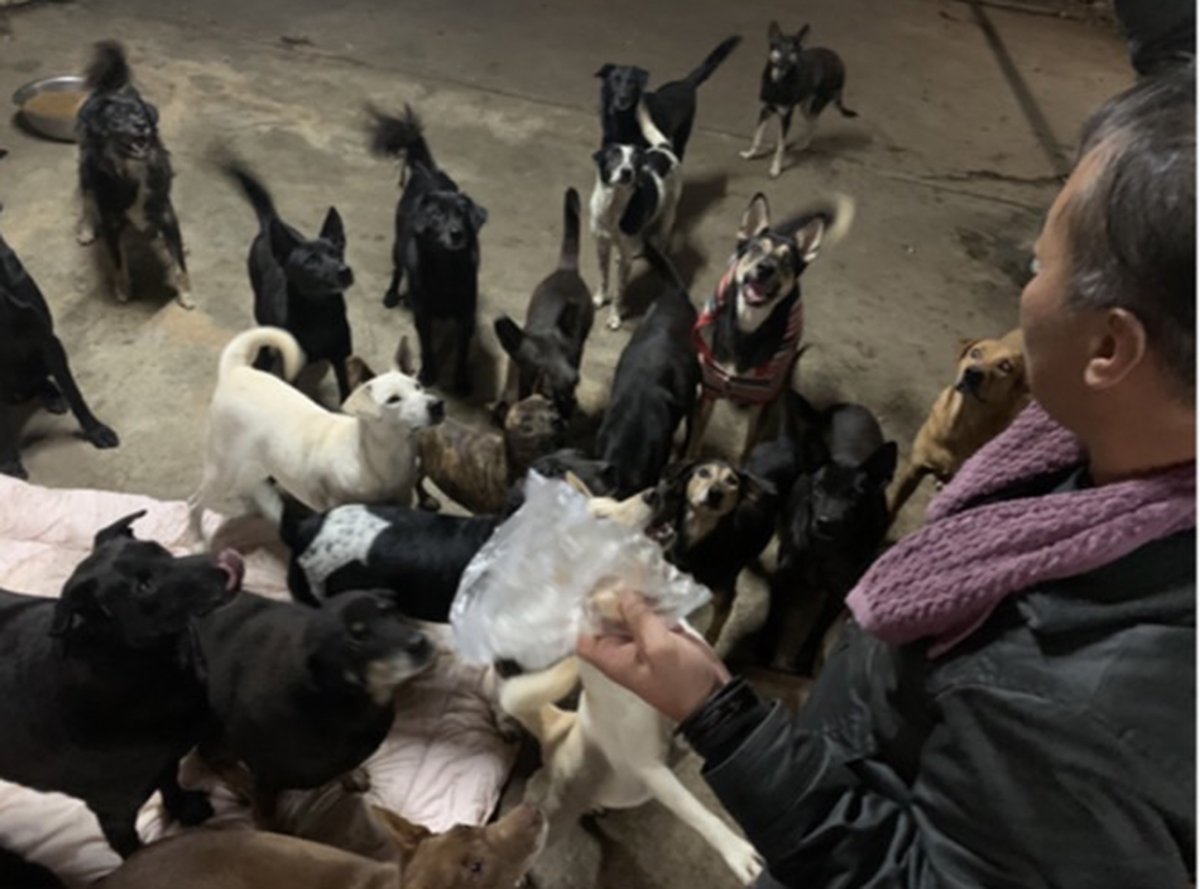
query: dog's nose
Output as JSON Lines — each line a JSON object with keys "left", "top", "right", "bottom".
{"left": 429, "top": 399, "right": 445, "bottom": 422}
{"left": 961, "top": 367, "right": 984, "bottom": 388}
{"left": 755, "top": 259, "right": 776, "bottom": 279}
{"left": 705, "top": 488, "right": 725, "bottom": 508}
{"left": 814, "top": 516, "right": 835, "bottom": 535}
{"left": 617, "top": 168, "right": 634, "bottom": 185}
{"left": 406, "top": 632, "right": 433, "bottom": 661}
{"left": 338, "top": 266, "right": 354, "bottom": 287}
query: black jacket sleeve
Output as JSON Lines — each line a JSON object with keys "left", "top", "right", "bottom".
{"left": 681, "top": 680, "right": 1191, "bottom": 889}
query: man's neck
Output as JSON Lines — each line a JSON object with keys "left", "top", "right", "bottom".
{"left": 1085, "top": 401, "right": 1196, "bottom": 485}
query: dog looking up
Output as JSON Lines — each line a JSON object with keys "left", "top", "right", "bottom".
{"left": 689, "top": 192, "right": 854, "bottom": 459}
{"left": 597, "top": 35, "right": 741, "bottom": 158}
{"left": 595, "top": 245, "right": 699, "bottom": 497}
{"left": 589, "top": 102, "right": 682, "bottom": 330}
{"left": 0, "top": 230, "right": 118, "bottom": 478}
{"left": 369, "top": 104, "right": 488, "bottom": 395}
{"left": 494, "top": 188, "right": 594, "bottom": 414}
{"left": 889, "top": 329, "right": 1028, "bottom": 521}
{"left": 188, "top": 327, "right": 443, "bottom": 544}
{"left": 76, "top": 41, "right": 192, "bottom": 308}
{"left": 221, "top": 160, "right": 356, "bottom": 401}
{"left": 740, "top": 22, "right": 858, "bottom": 178}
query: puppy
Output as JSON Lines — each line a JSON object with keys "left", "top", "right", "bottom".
{"left": 689, "top": 192, "right": 853, "bottom": 460}
{"left": 281, "top": 500, "right": 503, "bottom": 621}
{"left": 76, "top": 41, "right": 191, "bottom": 308}
{"left": 494, "top": 188, "right": 594, "bottom": 414}
{"left": 589, "top": 102, "right": 682, "bottom": 329}
{"left": 889, "top": 329, "right": 1028, "bottom": 520}
{"left": 644, "top": 459, "right": 777, "bottom": 645}
{"left": 0, "top": 230, "right": 118, "bottom": 478}
{"left": 222, "top": 160, "right": 356, "bottom": 400}
{"left": 188, "top": 327, "right": 443, "bottom": 542}
{"left": 773, "top": 400, "right": 897, "bottom": 674}
{"left": 100, "top": 803, "right": 547, "bottom": 889}
{"left": 499, "top": 593, "right": 763, "bottom": 885}
{"left": 369, "top": 105, "right": 488, "bottom": 395}
{"left": 196, "top": 590, "right": 432, "bottom": 805}
{"left": 597, "top": 35, "right": 741, "bottom": 158}
{"left": 595, "top": 245, "right": 699, "bottom": 497}
{"left": 740, "top": 22, "right": 858, "bottom": 178}
{"left": 0, "top": 511, "right": 244, "bottom": 856}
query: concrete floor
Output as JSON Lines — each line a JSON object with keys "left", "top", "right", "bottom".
{"left": 1, "top": 0, "right": 1128, "bottom": 886}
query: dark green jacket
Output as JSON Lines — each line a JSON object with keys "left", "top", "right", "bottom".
{"left": 683, "top": 529, "right": 1196, "bottom": 888}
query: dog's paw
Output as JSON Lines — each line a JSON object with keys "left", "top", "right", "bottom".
{"left": 39, "top": 384, "right": 67, "bottom": 415}
{"left": 340, "top": 768, "right": 372, "bottom": 794}
{"left": 170, "top": 789, "right": 215, "bottom": 827}
{"left": 592, "top": 290, "right": 609, "bottom": 309}
{"left": 0, "top": 458, "right": 28, "bottom": 480}
{"left": 605, "top": 313, "right": 622, "bottom": 331}
{"left": 739, "top": 147, "right": 765, "bottom": 160}
{"left": 75, "top": 222, "right": 97, "bottom": 246}
{"left": 383, "top": 288, "right": 401, "bottom": 309}
{"left": 84, "top": 423, "right": 120, "bottom": 450}
{"left": 175, "top": 289, "right": 196, "bottom": 310}
{"left": 768, "top": 162, "right": 783, "bottom": 180}
{"left": 493, "top": 708, "right": 525, "bottom": 744}
{"left": 720, "top": 838, "right": 764, "bottom": 885}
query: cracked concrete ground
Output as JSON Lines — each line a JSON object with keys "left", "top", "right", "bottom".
{"left": 1, "top": 1, "right": 1128, "bottom": 886}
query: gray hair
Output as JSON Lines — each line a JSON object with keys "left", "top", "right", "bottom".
{"left": 1066, "top": 64, "right": 1195, "bottom": 397}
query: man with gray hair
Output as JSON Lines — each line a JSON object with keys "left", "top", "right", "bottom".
{"left": 578, "top": 66, "right": 1196, "bottom": 888}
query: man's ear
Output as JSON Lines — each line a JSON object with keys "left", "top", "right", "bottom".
{"left": 268, "top": 217, "right": 301, "bottom": 262}
{"left": 494, "top": 315, "right": 525, "bottom": 357}
{"left": 738, "top": 193, "right": 771, "bottom": 241}
{"left": 595, "top": 63, "right": 614, "bottom": 79}
{"left": 342, "top": 382, "right": 382, "bottom": 420}
{"left": 862, "top": 441, "right": 899, "bottom": 487}
{"left": 94, "top": 510, "right": 147, "bottom": 548}
{"left": 768, "top": 20, "right": 782, "bottom": 41}
{"left": 319, "top": 206, "right": 347, "bottom": 252}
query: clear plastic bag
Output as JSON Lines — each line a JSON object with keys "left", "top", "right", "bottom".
{"left": 450, "top": 472, "right": 712, "bottom": 669}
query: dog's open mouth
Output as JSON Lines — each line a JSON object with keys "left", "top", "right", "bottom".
{"left": 645, "top": 522, "right": 676, "bottom": 549}
{"left": 740, "top": 278, "right": 778, "bottom": 307}
{"left": 214, "top": 549, "right": 245, "bottom": 596}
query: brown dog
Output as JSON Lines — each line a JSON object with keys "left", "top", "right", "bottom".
{"left": 889, "top": 329, "right": 1028, "bottom": 520}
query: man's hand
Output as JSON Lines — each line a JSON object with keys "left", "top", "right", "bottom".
{"left": 577, "top": 591, "right": 730, "bottom": 724}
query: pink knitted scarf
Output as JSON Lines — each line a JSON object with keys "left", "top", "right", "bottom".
{"left": 846, "top": 401, "right": 1196, "bottom": 657}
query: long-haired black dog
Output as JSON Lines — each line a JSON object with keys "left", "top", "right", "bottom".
{"left": 368, "top": 105, "right": 488, "bottom": 395}
{"left": 76, "top": 41, "right": 192, "bottom": 308}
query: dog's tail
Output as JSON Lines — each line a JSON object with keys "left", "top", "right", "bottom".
{"left": 641, "top": 241, "right": 688, "bottom": 295}
{"left": 684, "top": 35, "right": 742, "bottom": 88}
{"left": 86, "top": 40, "right": 132, "bottom": 94}
{"left": 220, "top": 160, "right": 279, "bottom": 228}
{"left": 367, "top": 104, "right": 435, "bottom": 173}
{"left": 779, "top": 193, "right": 856, "bottom": 252}
{"left": 635, "top": 100, "right": 673, "bottom": 152}
{"left": 557, "top": 188, "right": 581, "bottom": 272}
{"left": 219, "top": 327, "right": 304, "bottom": 382}
{"left": 835, "top": 92, "right": 859, "bottom": 119}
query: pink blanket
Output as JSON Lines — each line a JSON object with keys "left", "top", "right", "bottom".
{"left": 0, "top": 476, "right": 515, "bottom": 886}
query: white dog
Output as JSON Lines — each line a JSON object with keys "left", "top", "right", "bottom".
{"left": 589, "top": 101, "right": 682, "bottom": 331}
{"left": 498, "top": 488, "right": 764, "bottom": 885}
{"left": 188, "top": 327, "right": 443, "bottom": 543}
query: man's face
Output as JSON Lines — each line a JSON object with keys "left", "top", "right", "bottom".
{"left": 1019, "top": 150, "right": 1107, "bottom": 429}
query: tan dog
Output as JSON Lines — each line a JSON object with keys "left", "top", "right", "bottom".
{"left": 889, "top": 329, "right": 1028, "bottom": 520}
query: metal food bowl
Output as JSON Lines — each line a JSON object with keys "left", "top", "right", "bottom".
{"left": 12, "top": 75, "right": 89, "bottom": 143}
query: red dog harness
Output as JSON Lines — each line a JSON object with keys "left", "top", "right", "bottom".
{"left": 692, "top": 265, "right": 804, "bottom": 406}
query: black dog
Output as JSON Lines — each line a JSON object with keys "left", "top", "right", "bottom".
{"left": 595, "top": 245, "right": 699, "bottom": 497}
{"left": 494, "top": 188, "right": 593, "bottom": 414}
{"left": 740, "top": 22, "right": 858, "bottom": 178}
{"left": 0, "top": 511, "right": 244, "bottom": 856}
{"left": 773, "top": 399, "right": 897, "bottom": 673}
{"left": 0, "top": 231, "right": 118, "bottom": 478}
{"left": 281, "top": 500, "right": 500, "bottom": 621}
{"left": 597, "top": 35, "right": 741, "bottom": 158}
{"left": 645, "top": 458, "right": 777, "bottom": 643}
{"left": 196, "top": 589, "right": 432, "bottom": 802}
{"left": 76, "top": 41, "right": 191, "bottom": 308}
{"left": 222, "top": 161, "right": 356, "bottom": 401}
{"left": 369, "top": 105, "right": 487, "bottom": 395}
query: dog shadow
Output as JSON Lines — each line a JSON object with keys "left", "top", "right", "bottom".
{"left": 82, "top": 239, "right": 182, "bottom": 313}
{"left": 674, "top": 172, "right": 730, "bottom": 237}
{"left": 806, "top": 127, "right": 874, "bottom": 159}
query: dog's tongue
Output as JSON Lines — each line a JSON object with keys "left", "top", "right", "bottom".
{"left": 215, "top": 549, "right": 245, "bottom": 594}
{"left": 743, "top": 281, "right": 769, "bottom": 305}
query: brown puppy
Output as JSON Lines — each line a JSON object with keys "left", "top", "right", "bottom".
{"left": 100, "top": 798, "right": 547, "bottom": 889}
{"left": 889, "top": 329, "right": 1028, "bottom": 520}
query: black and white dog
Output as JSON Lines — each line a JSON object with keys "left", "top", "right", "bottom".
{"left": 740, "top": 22, "right": 858, "bottom": 178}
{"left": 589, "top": 102, "right": 681, "bottom": 330}
{"left": 76, "top": 41, "right": 192, "bottom": 308}
{"left": 369, "top": 105, "right": 488, "bottom": 395}
{"left": 596, "top": 35, "right": 741, "bottom": 159}
{"left": 222, "top": 160, "right": 356, "bottom": 401}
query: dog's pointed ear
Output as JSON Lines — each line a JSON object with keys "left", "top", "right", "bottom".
{"left": 800, "top": 427, "right": 830, "bottom": 471}
{"left": 958, "top": 338, "right": 981, "bottom": 360}
{"left": 345, "top": 355, "right": 376, "bottom": 391}
{"left": 342, "top": 382, "right": 382, "bottom": 420}
{"left": 494, "top": 315, "right": 525, "bottom": 357}
{"left": 632, "top": 68, "right": 649, "bottom": 90}
{"left": 661, "top": 460, "right": 695, "bottom": 489}
{"left": 862, "top": 441, "right": 899, "bottom": 487}
{"left": 371, "top": 805, "right": 432, "bottom": 861}
{"left": 393, "top": 336, "right": 416, "bottom": 376}
{"left": 563, "top": 471, "right": 594, "bottom": 498}
{"left": 319, "top": 206, "right": 347, "bottom": 252}
{"left": 268, "top": 218, "right": 300, "bottom": 261}
{"left": 796, "top": 23, "right": 811, "bottom": 42}
{"left": 739, "top": 469, "right": 778, "bottom": 501}
{"left": 739, "top": 193, "right": 771, "bottom": 241}
{"left": 768, "top": 20, "right": 782, "bottom": 41}
{"left": 595, "top": 63, "right": 614, "bottom": 79}
{"left": 94, "top": 510, "right": 146, "bottom": 548}
{"left": 591, "top": 148, "right": 608, "bottom": 173}
{"left": 466, "top": 198, "right": 488, "bottom": 233}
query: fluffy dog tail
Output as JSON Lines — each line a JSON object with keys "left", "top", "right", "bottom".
{"left": 367, "top": 104, "right": 435, "bottom": 173}
{"left": 86, "top": 40, "right": 132, "bottom": 94}
{"left": 779, "top": 193, "right": 856, "bottom": 251}
{"left": 219, "top": 327, "right": 304, "bottom": 382}
{"left": 557, "top": 188, "right": 581, "bottom": 272}
{"left": 635, "top": 100, "right": 673, "bottom": 152}
{"left": 684, "top": 35, "right": 742, "bottom": 88}
{"left": 221, "top": 160, "right": 279, "bottom": 228}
